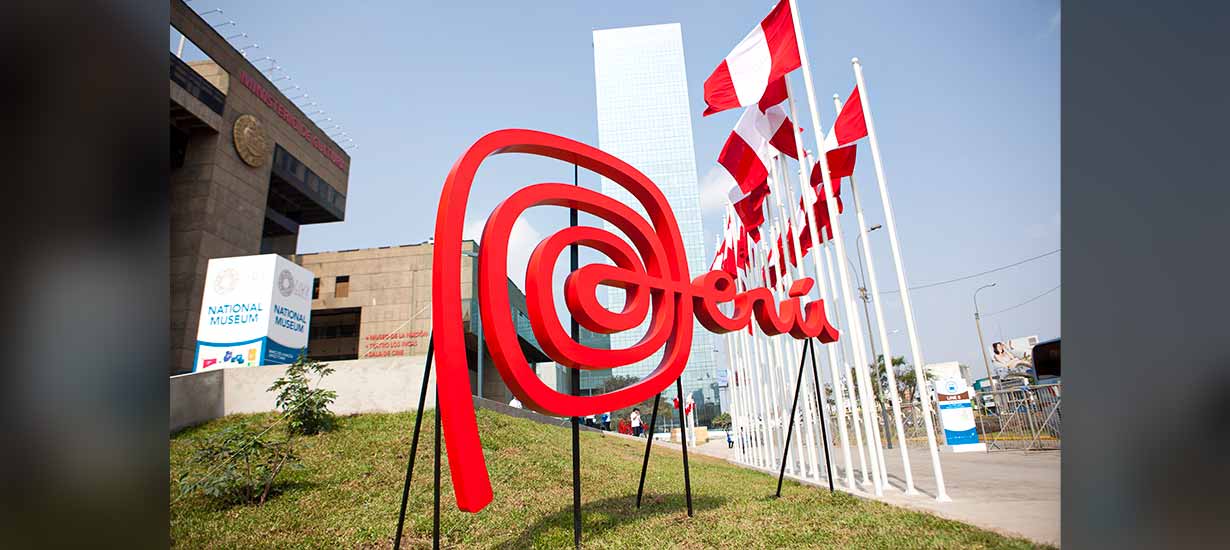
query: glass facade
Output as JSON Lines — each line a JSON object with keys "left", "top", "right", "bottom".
{"left": 591, "top": 23, "right": 721, "bottom": 422}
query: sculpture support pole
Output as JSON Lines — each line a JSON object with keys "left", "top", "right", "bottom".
{"left": 776, "top": 340, "right": 810, "bottom": 497}
{"left": 675, "top": 378, "right": 694, "bottom": 517}
{"left": 432, "top": 388, "right": 441, "bottom": 550}
{"left": 808, "top": 339, "right": 835, "bottom": 492}
{"left": 393, "top": 335, "right": 435, "bottom": 550}
{"left": 569, "top": 163, "right": 582, "bottom": 548}
{"left": 636, "top": 394, "right": 661, "bottom": 507}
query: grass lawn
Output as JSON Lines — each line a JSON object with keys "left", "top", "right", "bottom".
{"left": 170, "top": 410, "right": 1052, "bottom": 549}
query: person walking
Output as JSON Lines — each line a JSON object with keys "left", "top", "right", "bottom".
{"left": 630, "top": 408, "right": 643, "bottom": 437}
{"left": 601, "top": 411, "right": 611, "bottom": 431}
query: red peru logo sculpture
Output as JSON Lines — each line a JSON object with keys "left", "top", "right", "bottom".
{"left": 432, "top": 129, "right": 839, "bottom": 512}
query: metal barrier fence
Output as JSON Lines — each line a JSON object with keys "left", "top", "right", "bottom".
{"left": 978, "top": 383, "right": 1062, "bottom": 451}
{"left": 821, "top": 382, "right": 1062, "bottom": 452}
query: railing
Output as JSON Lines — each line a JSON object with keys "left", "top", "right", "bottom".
{"left": 977, "top": 383, "right": 1062, "bottom": 451}
{"left": 818, "top": 382, "right": 1062, "bottom": 452}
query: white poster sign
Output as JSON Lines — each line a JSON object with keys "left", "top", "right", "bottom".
{"left": 936, "top": 377, "right": 986, "bottom": 453}
{"left": 193, "top": 254, "right": 314, "bottom": 372}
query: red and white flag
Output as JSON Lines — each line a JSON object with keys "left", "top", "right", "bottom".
{"left": 732, "top": 186, "right": 768, "bottom": 238}
{"left": 810, "top": 145, "right": 857, "bottom": 194}
{"left": 764, "top": 105, "right": 802, "bottom": 160}
{"left": 824, "top": 86, "right": 868, "bottom": 151}
{"left": 710, "top": 213, "right": 739, "bottom": 277}
{"left": 703, "top": 0, "right": 801, "bottom": 117}
{"left": 796, "top": 195, "right": 844, "bottom": 256}
{"left": 718, "top": 107, "right": 775, "bottom": 199}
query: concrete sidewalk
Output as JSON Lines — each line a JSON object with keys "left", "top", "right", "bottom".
{"left": 476, "top": 402, "right": 1060, "bottom": 546}
{"left": 682, "top": 437, "right": 1060, "bottom": 546}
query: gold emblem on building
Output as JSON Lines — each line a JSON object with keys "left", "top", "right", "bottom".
{"left": 232, "top": 114, "right": 271, "bottom": 167}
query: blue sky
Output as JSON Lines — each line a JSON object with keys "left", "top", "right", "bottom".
{"left": 174, "top": 0, "right": 1060, "bottom": 374}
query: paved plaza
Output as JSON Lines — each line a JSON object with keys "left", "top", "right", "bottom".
{"left": 649, "top": 435, "right": 1061, "bottom": 546}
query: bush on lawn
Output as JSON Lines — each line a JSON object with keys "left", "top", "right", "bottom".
{"left": 269, "top": 354, "right": 338, "bottom": 435}
{"left": 176, "top": 423, "right": 300, "bottom": 505}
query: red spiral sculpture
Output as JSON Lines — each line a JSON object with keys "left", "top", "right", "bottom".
{"left": 433, "top": 129, "right": 837, "bottom": 512}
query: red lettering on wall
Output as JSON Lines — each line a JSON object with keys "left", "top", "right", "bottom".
{"left": 238, "top": 72, "right": 349, "bottom": 172}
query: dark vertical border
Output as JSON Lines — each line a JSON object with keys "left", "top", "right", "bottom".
{"left": 0, "top": 1, "right": 169, "bottom": 547}
{"left": 1065, "top": 1, "right": 1230, "bottom": 547}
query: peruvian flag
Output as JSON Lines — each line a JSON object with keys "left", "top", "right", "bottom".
{"left": 764, "top": 105, "right": 802, "bottom": 160}
{"left": 824, "top": 86, "right": 869, "bottom": 150}
{"left": 703, "top": 0, "right": 801, "bottom": 117}
{"left": 766, "top": 227, "right": 783, "bottom": 286}
{"left": 780, "top": 223, "right": 800, "bottom": 267}
{"left": 711, "top": 214, "right": 739, "bottom": 277}
{"left": 732, "top": 184, "right": 768, "bottom": 236}
{"left": 810, "top": 145, "right": 858, "bottom": 194}
{"left": 718, "top": 108, "right": 775, "bottom": 199}
{"left": 759, "top": 77, "right": 789, "bottom": 112}
{"left": 735, "top": 223, "right": 751, "bottom": 271}
{"left": 797, "top": 193, "right": 845, "bottom": 253}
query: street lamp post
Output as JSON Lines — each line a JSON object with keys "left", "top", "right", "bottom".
{"left": 974, "top": 283, "right": 997, "bottom": 392}
{"left": 847, "top": 224, "right": 890, "bottom": 446}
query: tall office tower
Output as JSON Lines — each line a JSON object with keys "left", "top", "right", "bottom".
{"left": 591, "top": 23, "right": 721, "bottom": 422}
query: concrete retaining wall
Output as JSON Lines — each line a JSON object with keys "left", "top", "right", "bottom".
{"left": 170, "top": 356, "right": 433, "bottom": 433}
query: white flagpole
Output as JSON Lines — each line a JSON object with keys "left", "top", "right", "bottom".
{"left": 820, "top": 223, "right": 871, "bottom": 488}
{"left": 731, "top": 214, "right": 764, "bottom": 468}
{"left": 786, "top": 0, "right": 885, "bottom": 496}
{"left": 757, "top": 234, "right": 793, "bottom": 475}
{"left": 835, "top": 91, "right": 917, "bottom": 494}
{"left": 718, "top": 229, "right": 749, "bottom": 465}
{"left": 775, "top": 154, "right": 824, "bottom": 482}
{"left": 727, "top": 332, "right": 746, "bottom": 464}
{"left": 852, "top": 58, "right": 950, "bottom": 501}
{"left": 747, "top": 238, "right": 779, "bottom": 467}
{"left": 777, "top": 153, "right": 826, "bottom": 482}
{"left": 783, "top": 106, "right": 855, "bottom": 488}
{"left": 767, "top": 162, "right": 811, "bottom": 478}
{"left": 732, "top": 298, "right": 756, "bottom": 467}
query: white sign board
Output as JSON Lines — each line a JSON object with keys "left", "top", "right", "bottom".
{"left": 926, "top": 361, "right": 967, "bottom": 386}
{"left": 936, "top": 377, "right": 986, "bottom": 453}
{"left": 193, "top": 254, "right": 314, "bottom": 372}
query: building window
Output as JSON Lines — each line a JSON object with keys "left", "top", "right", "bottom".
{"left": 312, "top": 278, "right": 320, "bottom": 300}
{"left": 335, "top": 275, "right": 350, "bottom": 298}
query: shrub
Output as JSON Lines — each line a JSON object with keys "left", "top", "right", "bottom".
{"left": 710, "top": 412, "right": 732, "bottom": 430}
{"left": 269, "top": 354, "right": 337, "bottom": 435}
{"left": 177, "top": 424, "right": 300, "bottom": 505}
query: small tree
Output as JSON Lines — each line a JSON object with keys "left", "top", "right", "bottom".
{"left": 177, "top": 424, "right": 300, "bottom": 505}
{"left": 710, "top": 412, "right": 732, "bottom": 430}
{"left": 269, "top": 354, "right": 337, "bottom": 435}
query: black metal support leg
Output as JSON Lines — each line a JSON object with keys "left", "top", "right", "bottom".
{"left": 568, "top": 174, "right": 582, "bottom": 549}
{"left": 808, "top": 339, "right": 835, "bottom": 493}
{"left": 776, "top": 340, "right": 810, "bottom": 498}
{"left": 674, "top": 379, "right": 693, "bottom": 517}
{"left": 635, "top": 394, "right": 661, "bottom": 508}
{"left": 433, "top": 388, "right": 441, "bottom": 550}
{"left": 570, "top": 415, "right": 581, "bottom": 548}
{"left": 394, "top": 336, "right": 434, "bottom": 550}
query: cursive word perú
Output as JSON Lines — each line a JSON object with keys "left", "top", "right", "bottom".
{"left": 432, "top": 129, "right": 839, "bottom": 513}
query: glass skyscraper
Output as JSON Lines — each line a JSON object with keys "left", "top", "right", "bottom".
{"left": 591, "top": 23, "right": 721, "bottom": 421}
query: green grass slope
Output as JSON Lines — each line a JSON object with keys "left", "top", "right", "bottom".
{"left": 171, "top": 410, "right": 1049, "bottom": 549}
